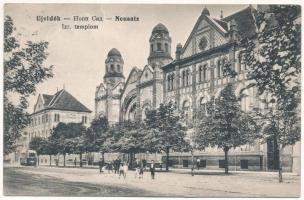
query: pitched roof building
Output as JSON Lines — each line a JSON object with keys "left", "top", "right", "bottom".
{"left": 18, "top": 89, "right": 92, "bottom": 151}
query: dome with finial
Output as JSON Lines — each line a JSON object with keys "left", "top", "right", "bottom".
{"left": 202, "top": 7, "right": 210, "bottom": 16}
{"left": 152, "top": 23, "right": 169, "bottom": 33}
{"left": 107, "top": 48, "right": 121, "bottom": 57}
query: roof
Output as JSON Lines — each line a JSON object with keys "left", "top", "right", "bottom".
{"left": 152, "top": 23, "right": 169, "bottom": 33}
{"left": 104, "top": 71, "right": 125, "bottom": 78}
{"left": 34, "top": 89, "right": 92, "bottom": 114}
{"left": 213, "top": 18, "right": 229, "bottom": 31}
{"left": 221, "top": 6, "right": 257, "bottom": 39}
{"left": 180, "top": 6, "right": 257, "bottom": 58}
{"left": 107, "top": 48, "right": 121, "bottom": 57}
{"left": 42, "top": 94, "right": 53, "bottom": 106}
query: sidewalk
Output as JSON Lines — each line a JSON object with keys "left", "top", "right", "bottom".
{"left": 13, "top": 165, "right": 301, "bottom": 197}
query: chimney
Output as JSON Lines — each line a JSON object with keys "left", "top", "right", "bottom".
{"left": 229, "top": 19, "right": 238, "bottom": 42}
{"left": 175, "top": 43, "right": 182, "bottom": 60}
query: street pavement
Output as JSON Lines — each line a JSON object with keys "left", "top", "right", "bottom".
{"left": 3, "top": 166, "right": 301, "bottom": 197}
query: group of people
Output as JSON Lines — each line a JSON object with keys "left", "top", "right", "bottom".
{"left": 99, "top": 158, "right": 156, "bottom": 180}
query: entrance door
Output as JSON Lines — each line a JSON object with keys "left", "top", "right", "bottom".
{"left": 267, "top": 138, "right": 279, "bottom": 170}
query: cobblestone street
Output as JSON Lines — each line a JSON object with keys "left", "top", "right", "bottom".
{"left": 3, "top": 166, "right": 300, "bottom": 197}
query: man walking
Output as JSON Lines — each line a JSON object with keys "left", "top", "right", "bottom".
{"left": 150, "top": 160, "right": 155, "bottom": 180}
{"left": 99, "top": 159, "right": 103, "bottom": 173}
{"left": 139, "top": 160, "right": 144, "bottom": 179}
{"left": 196, "top": 158, "right": 200, "bottom": 170}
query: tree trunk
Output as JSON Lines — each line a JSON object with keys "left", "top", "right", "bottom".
{"left": 191, "top": 150, "right": 194, "bottom": 176}
{"left": 101, "top": 152, "right": 105, "bottom": 167}
{"left": 224, "top": 147, "right": 229, "bottom": 174}
{"left": 80, "top": 153, "right": 82, "bottom": 167}
{"left": 63, "top": 154, "right": 66, "bottom": 167}
{"left": 37, "top": 155, "right": 39, "bottom": 166}
{"left": 278, "top": 144, "right": 283, "bottom": 183}
{"left": 49, "top": 155, "right": 51, "bottom": 166}
{"left": 129, "top": 153, "right": 133, "bottom": 169}
{"left": 166, "top": 146, "right": 170, "bottom": 171}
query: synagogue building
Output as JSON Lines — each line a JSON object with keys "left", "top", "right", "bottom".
{"left": 95, "top": 6, "right": 300, "bottom": 173}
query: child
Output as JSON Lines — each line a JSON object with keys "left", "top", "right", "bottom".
{"left": 135, "top": 160, "right": 140, "bottom": 178}
{"left": 123, "top": 163, "right": 128, "bottom": 179}
{"left": 119, "top": 163, "right": 124, "bottom": 178}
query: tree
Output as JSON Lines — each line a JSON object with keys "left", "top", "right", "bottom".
{"left": 50, "top": 122, "right": 86, "bottom": 166}
{"left": 72, "top": 136, "right": 86, "bottom": 167}
{"left": 43, "top": 139, "right": 58, "bottom": 166}
{"left": 85, "top": 116, "right": 109, "bottom": 165}
{"left": 193, "top": 84, "right": 260, "bottom": 174}
{"left": 116, "top": 121, "right": 147, "bottom": 168}
{"left": 4, "top": 15, "right": 53, "bottom": 154}
{"left": 144, "top": 102, "right": 188, "bottom": 171}
{"left": 255, "top": 97, "right": 300, "bottom": 182}
{"left": 223, "top": 5, "right": 301, "bottom": 181}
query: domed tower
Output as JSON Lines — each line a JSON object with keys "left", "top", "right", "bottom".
{"left": 148, "top": 23, "right": 173, "bottom": 67}
{"left": 104, "top": 48, "right": 125, "bottom": 88}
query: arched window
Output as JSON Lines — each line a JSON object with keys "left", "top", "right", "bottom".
{"left": 110, "top": 64, "right": 114, "bottom": 72}
{"left": 128, "top": 103, "right": 137, "bottom": 121}
{"left": 217, "top": 60, "right": 221, "bottom": 78}
{"left": 165, "top": 43, "right": 169, "bottom": 52}
{"left": 203, "top": 65, "right": 207, "bottom": 81}
{"left": 200, "top": 97, "right": 207, "bottom": 115}
{"left": 182, "top": 71, "right": 186, "bottom": 87}
{"left": 199, "top": 66, "right": 203, "bottom": 82}
{"left": 167, "top": 75, "right": 171, "bottom": 90}
{"left": 186, "top": 69, "right": 190, "bottom": 86}
{"left": 182, "top": 100, "right": 190, "bottom": 123}
{"left": 150, "top": 44, "right": 154, "bottom": 52}
{"left": 238, "top": 52, "right": 242, "bottom": 73}
{"left": 157, "top": 43, "right": 162, "bottom": 51}
{"left": 171, "top": 74, "right": 175, "bottom": 90}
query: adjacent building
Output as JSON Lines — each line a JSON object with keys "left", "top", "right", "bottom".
{"left": 10, "top": 89, "right": 92, "bottom": 164}
{"left": 95, "top": 6, "right": 300, "bottom": 173}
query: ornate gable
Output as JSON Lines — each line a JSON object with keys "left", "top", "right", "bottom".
{"left": 34, "top": 94, "right": 45, "bottom": 113}
{"left": 96, "top": 83, "right": 106, "bottom": 98}
{"left": 121, "top": 67, "right": 140, "bottom": 104}
{"left": 139, "top": 65, "right": 154, "bottom": 83}
{"left": 181, "top": 14, "right": 229, "bottom": 59}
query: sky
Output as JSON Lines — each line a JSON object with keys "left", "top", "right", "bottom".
{"left": 5, "top": 3, "right": 253, "bottom": 114}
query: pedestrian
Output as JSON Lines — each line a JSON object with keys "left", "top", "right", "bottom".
{"left": 99, "top": 160, "right": 103, "bottom": 173}
{"left": 139, "top": 160, "right": 144, "bottom": 179}
{"left": 123, "top": 162, "right": 128, "bottom": 179}
{"left": 114, "top": 159, "right": 118, "bottom": 174}
{"left": 119, "top": 163, "right": 124, "bottom": 178}
{"left": 107, "top": 163, "right": 111, "bottom": 174}
{"left": 196, "top": 157, "right": 200, "bottom": 170}
{"left": 74, "top": 157, "right": 77, "bottom": 167}
{"left": 150, "top": 160, "right": 155, "bottom": 180}
{"left": 135, "top": 160, "right": 140, "bottom": 178}
{"left": 110, "top": 161, "right": 114, "bottom": 173}
{"left": 117, "top": 159, "right": 121, "bottom": 174}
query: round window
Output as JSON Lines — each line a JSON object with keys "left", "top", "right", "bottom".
{"left": 199, "top": 36, "right": 208, "bottom": 51}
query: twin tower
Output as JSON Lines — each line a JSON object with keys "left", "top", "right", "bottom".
{"left": 95, "top": 23, "right": 173, "bottom": 123}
